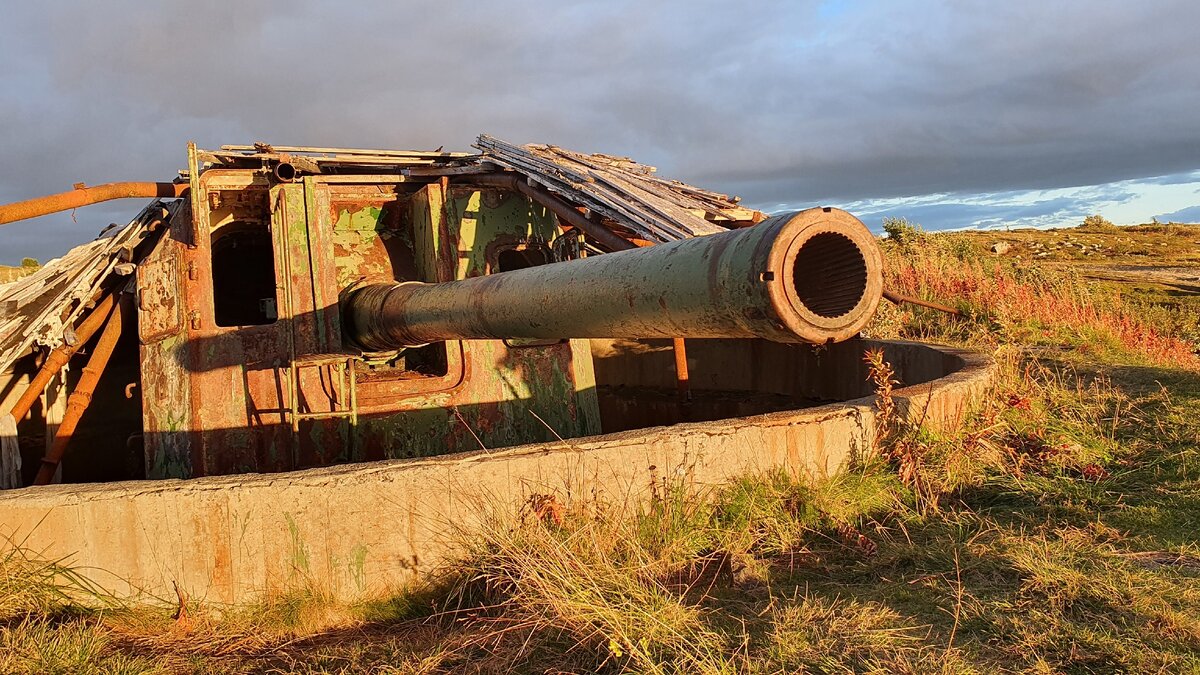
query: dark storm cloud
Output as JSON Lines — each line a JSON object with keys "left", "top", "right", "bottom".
{"left": 2, "top": 0, "right": 1200, "bottom": 262}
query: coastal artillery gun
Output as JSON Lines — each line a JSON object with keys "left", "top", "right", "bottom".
{"left": 0, "top": 138, "right": 881, "bottom": 488}
{"left": 343, "top": 206, "right": 880, "bottom": 349}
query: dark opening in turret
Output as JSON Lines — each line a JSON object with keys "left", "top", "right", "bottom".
{"left": 211, "top": 222, "right": 278, "bottom": 327}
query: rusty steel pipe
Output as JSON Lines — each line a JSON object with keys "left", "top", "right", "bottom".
{"left": 33, "top": 302, "right": 124, "bottom": 486}
{"left": 274, "top": 162, "right": 298, "bottom": 183}
{"left": 5, "top": 293, "right": 118, "bottom": 424}
{"left": 672, "top": 338, "right": 692, "bottom": 402}
{"left": 882, "top": 289, "right": 963, "bottom": 317}
{"left": 0, "top": 182, "right": 187, "bottom": 226}
{"left": 344, "top": 207, "right": 883, "bottom": 348}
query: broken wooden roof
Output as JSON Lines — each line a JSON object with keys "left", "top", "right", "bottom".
{"left": 204, "top": 135, "right": 764, "bottom": 243}
{"left": 0, "top": 136, "right": 764, "bottom": 373}
{"left": 0, "top": 201, "right": 177, "bottom": 374}
{"left": 475, "top": 135, "right": 761, "bottom": 242}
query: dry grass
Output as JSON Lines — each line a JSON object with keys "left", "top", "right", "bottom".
{"left": 0, "top": 263, "right": 38, "bottom": 285}
{"left": 875, "top": 222, "right": 1200, "bottom": 369}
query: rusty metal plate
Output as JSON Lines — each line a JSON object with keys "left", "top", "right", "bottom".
{"left": 137, "top": 248, "right": 182, "bottom": 343}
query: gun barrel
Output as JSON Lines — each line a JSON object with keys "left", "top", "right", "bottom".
{"left": 343, "top": 207, "right": 883, "bottom": 349}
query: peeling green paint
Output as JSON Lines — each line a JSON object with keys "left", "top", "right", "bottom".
{"left": 334, "top": 205, "right": 384, "bottom": 231}
{"left": 348, "top": 544, "right": 368, "bottom": 590}
{"left": 444, "top": 188, "right": 559, "bottom": 279}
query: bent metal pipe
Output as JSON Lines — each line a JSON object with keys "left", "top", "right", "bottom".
{"left": 0, "top": 182, "right": 187, "bottom": 226}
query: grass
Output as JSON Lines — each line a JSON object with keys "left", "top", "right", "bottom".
{"left": 871, "top": 218, "right": 1200, "bottom": 368}
{"left": 2, "top": 220, "right": 1199, "bottom": 672}
{"left": 0, "top": 264, "right": 38, "bottom": 285}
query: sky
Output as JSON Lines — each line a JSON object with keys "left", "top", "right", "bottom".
{"left": 2, "top": 0, "right": 1199, "bottom": 264}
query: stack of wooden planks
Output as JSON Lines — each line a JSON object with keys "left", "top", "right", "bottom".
{"left": 476, "top": 135, "right": 761, "bottom": 243}
{"left": 0, "top": 201, "right": 171, "bottom": 376}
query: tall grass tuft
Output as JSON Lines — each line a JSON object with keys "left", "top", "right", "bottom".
{"left": 435, "top": 489, "right": 741, "bottom": 673}
{"left": 0, "top": 540, "right": 116, "bottom": 621}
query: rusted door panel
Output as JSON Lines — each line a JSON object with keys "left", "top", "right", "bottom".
{"left": 273, "top": 184, "right": 320, "bottom": 354}
{"left": 243, "top": 358, "right": 290, "bottom": 470}
{"left": 137, "top": 249, "right": 181, "bottom": 343}
{"left": 272, "top": 182, "right": 351, "bottom": 468}
{"left": 412, "top": 182, "right": 454, "bottom": 283}
{"left": 182, "top": 175, "right": 289, "bottom": 476}
{"left": 141, "top": 331, "right": 193, "bottom": 479}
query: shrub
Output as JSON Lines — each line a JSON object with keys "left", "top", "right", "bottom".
{"left": 882, "top": 217, "right": 924, "bottom": 247}
{"left": 1080, "top": 214, "right": 1117, "bottom": 231}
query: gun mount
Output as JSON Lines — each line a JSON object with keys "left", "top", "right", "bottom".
{"left": 1, "top": 138, "right": 892, "bottom": 486}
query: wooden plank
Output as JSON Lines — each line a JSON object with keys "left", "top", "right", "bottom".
{"left": 477, "top": 137, "right": 662, "bottom": 235}
{"left": 204, "top": 151, "right": 442, "bottom": 167}
{"left": 588, "top": 170, "right": 725, "bottom": 237}
{"left": 402, "top": 162, "right": 502, "bottom": 177}
{"left": 540, "top": 144, "right": 736, "bottom": 210}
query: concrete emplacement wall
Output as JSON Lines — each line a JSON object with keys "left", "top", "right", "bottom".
{"left": 0, "top": 339, "right": 991, "bottom": 605}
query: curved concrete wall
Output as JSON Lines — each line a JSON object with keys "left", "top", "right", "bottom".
{"left": 0, "top": 340, "right": 991, "bottom": 604}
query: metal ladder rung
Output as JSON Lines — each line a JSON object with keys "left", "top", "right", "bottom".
{"left": 293, "top": 410, "right": 356, "bottom": 421}
{"left": 287, "top": 355, "right": 359, "bottom": 433}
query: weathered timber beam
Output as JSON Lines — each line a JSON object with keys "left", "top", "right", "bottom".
{"left": 219, "top": 144, "right": 473, "bottom": 158}
{"left": 402, "top": 162, "right": 502, "bottom": 177}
